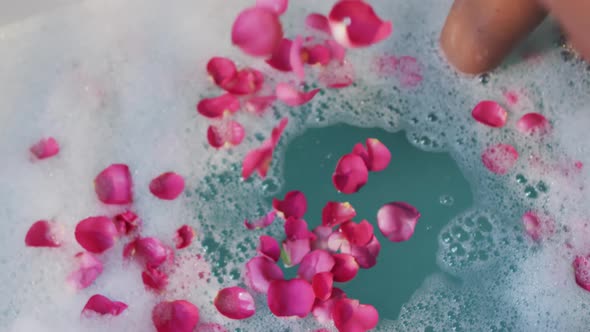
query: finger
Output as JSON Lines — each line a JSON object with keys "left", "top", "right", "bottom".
{"left": 541, "top": 0, "right": 590, "bottom": 61}
{"left": 440, "top": 0, "right": 547, "bottom": 74}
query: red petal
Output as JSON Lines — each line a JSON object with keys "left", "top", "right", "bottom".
{"left": 220, "top": 68, "right": 264, "bottom": 95}
{"left": 244, "top": 211, "right": 277, "bottom": 230}
{"left": 127, "top": 237, "right": 171, "bottom": 268}
{"left": 312, "top": 272, "right": 333, "bottom": 301}
{"left": 75, "top": 216, "right": 117, "bottom": 253}
{"left": 142, "top": 266, "right": 169, "bottom": 292}
{"left": 366, "top": 138, "right": 391, "bottom": 171}
{"left": 516, "top": 113, "right": 550, "bottom": 134}
{"left": 196, "top": 323, "right": 228, "bottom": 332}
{"left": 113, "top": 210, "right": 141, "bottom": 236}
{"left": 267, "top": 279, "right": 315, "bottom": 317}
{"left": 481, "top": 143, "right": 519, "bottom": 175}
{"left": 281, "top": 238, "right": 311, "bottom": 267}
{"left": 30, "top": 137, "right": 59, "bottom": 160}
{"left": 276, "top": 83, "right": 320, "bottom": 107}
{"left": 284, "top": 217, "right": 315, "bottom": 240}
{"left": 94, "top": 164, "right": 133, "bottom": 205}
{"left": 232, "top": 7, "right": 283, "bottom": 57}
{"left": 290, "top": 36, "right": 305, "bottom": 80}
{"left": 258, "top": 235, "right": 281, "bottom": 262}
{"left": 174, "top": 225, "right": 195, "bottom": 249}
{"left": 322, "top": 201, "right": 357, "bottom": 227}
{"left": 206, "top": 57, "right": 237, "bottom": 86}
{"left": 214, "top": 287, "right": 256, "bottom": 320}
{"left": 245, "top": 256, "right": 284, "bottom": 293}
{"left": 266, "top": 38, "right": 293, "bottom": 71}
{"left": 377, "top": 202, "right": 420, "bottom": 242}
{"left": 207, "top": 120, "right": 246, "bottom": 149}
{"left": 298, "top": 249, "right": 335, "bottom": 281}
{"left": 328, "top": 0, "right": 392, "bottom": 48}
{"left": 245, "top": 95, "right": 276, "bottom": 115}
{"left": 256, "top": 0, "right": 288, "bottom": 15}
{"left": 472, "top": 100, "right": 508, "bottom": 128}
{"left": 340, "top": 220, "right": 374, "bottom": 247}
{"left": 332, "top": 154, "right": 369, "bottom": 194}
{"left": 242, "top": 118, "right": 288, "bottom": 179}
{"left": 305, "top": 13, "right": 331, "bottom": 34}
{"left": 331, "top": 253, "right": 359, "bottom": 282}
{"left": 25, "top": 220, "right": 61, "bottom": 247}
{"left": 272, "top": 190, "right": 307, "bottom": 219}
{"left": 306, "top": 44, "right": 332, "bottom": 66}
{"left": 82, "top": 294, "right": 127, "bottom": 316}
{"left": 152, "top": 300, "right": 200, "bottom": 332}
{"left": 332, "top": 298, "right": 379, "bottom": 332}
{"left": 348, "top": 235, "right": 380, "bottom": 269}
{"left": 67, "top": 252, "right": 103, "bottom": 290}
{"left": 312, "top": 287, "right": 347, "bottom": 324}
{"left": 318, "top": 60, "right": 355, "bottom": 88}
{"left": 149, "top": 172, "right": 185, "bottom": 200}
{"left": 197, "top": 94, "right": 240, "bottom": 119}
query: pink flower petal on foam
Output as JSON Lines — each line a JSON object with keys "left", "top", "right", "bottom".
{"left": 306, "top": 44, "right": 332, "bottom": 66}
{"left": 152, "top": 300, "right": 200, "bottom": 332}
{"left": 197, "top": 94, "right": 240, "bottom": 119}
{"left": 196, "top": 323, "right": 228, "bottom": 332}
{"left": 245, "top": 95, "right": 276, "bottom": 115}
{"left": 268, "top": 279, "right": 315, "bottom": 317}
{"left": 348, "top": 235, "right": 380, "bottom": 269}
{"left": 290, "top": 36, "right": 305, "bottom": 80}
{"left": 258, "top": 235, "right": 280, "bottom": 262}
{"left": 306, "top": 13, "right": 331, "bottom": 34}
{"left": 327, "top": 40, "right": 346, "bottom": 63}
{"left": 207, "top": 57, "right": 237, "bottom": 87}
{"left": 312, "top": 272, "right": 333, "bottom": 301}
{"left": 285, "top": 217, "right": 315, "bottom": 240}
{"left": 319, "top": 60, "right": 355, "bottom": 88}
{"left": 214, "top": 287, "right": 256, "bottom": 320}
{"left": 522, "top": 211, "right": 554, "bottom": 241}
{"left": 220, "top": 68, "right": 264, "bottom": 95}
{"left": 207, "top": 121, "right": 245, "bottom": 149}
{"left": 113, "top": 210, "right": 141, "bottom": 236}
{"left": 312, "top": 287, "right": 347, "bottom": 324}
{"left": 322, "top": 201, "right": 357, "bottom": 227}
{"left": 516, "top": 113, "right": 550, "bottom": 134}
{"left": 281, "top": 238, "right": 311, "bottom": 267}
{"left": 67, "top": 252, "right": 103, "bottom": 290}
{"left": 82, "top": 294, "right": 127, "bottom": 316}
{"left": 266, "top": 38, "right": 293, "bottom": 71}
{"left": 331, "top": 253, "right": 359, "bottom": 282}
{"left": 244, "top": 211, "right": 277, "bottom": 230}
{"left": 150, "top": 172, "right": 185, "bottom": 200}
{"left": 481, "top": 143, "right": 519, "bottom": 175}
{"left": 472, "top": 100, "right": 508, "bottom": 128}
{"left": 75, "top": 216, "right": 117, "bottom": 253}
{"left": 298, "top": 249, "right": 335, "bottom": 281}
{"left": 366, "top": 138, "right": 391, "bottom": 171}
{"left": 174, "top": 225, "right": 195, "bottom": 249}
{"left": 332, "top": 153, "right": 369, "bottom": 194}
{"left": 94, "top": 164, "right": 133, "bottom": 205}
{"left": 132, "top": 237, "right": 171, "bottom": 268}
{"left": 232, "top": 7, "right": 283, "bottom": 57}
{"left": 574, "top": 255, "right": 590, "bottom": 292}
{"left": 273, "top": 190, "right": 307, "bottom": 219}
{"left": 276, "top": 83, "right": 320, "bottom": 107}
{"left": 30, "top": 137, "right": 59, "bottom": 160}
{"left": 340, "top": 220, "right": 374, "bottom": 247}
{"left": 377, "top": 202, "right": 420, "bottom": 242}
{"left": 142, "top": 266, "right": 169, "bottom": 292}
{"left": 396, "top": 56, "right": 423, "bottom": 87}
{"left": 328, "top": 0, "right": 392, "bottom": 48}
{"left": 242, "top": 118, "right": 288, "bottom": 179}
{"left": 256, "top": 0, "right": 288, "bottom": 15}
{"left": 25, "top": 220, "right": 61, "bottom": 247}
{"left": 332, "top": 298, "right": 379, "bottom": 332}
{"left": 245, "top": 256, "right": 284, "bottom": 293}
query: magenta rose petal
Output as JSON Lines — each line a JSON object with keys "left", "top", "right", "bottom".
{"left": 242, "top": 118, "right": 288, "bottom": 179}
{"left": 266, "top": 38, "right": 293, "bottom": 71}
{"left": 332, "top": 298, "right": 379, "bottom": 332}
{"left": 256, "top": 0, "right": 288, "bottom": 15}
{"left": 272, "top": 190, "right": 307, "bottom": 219}
{"left": 258, "top": 235, "right": 280, "bottom": 262}
{"left": 150, "top": 172, "right": 185, "bottom": 200}
{"left": 25, "top": 220, "right": 62, "bottom": 247}
{"left": 331, "top": 253, "right": 359, "bottom": 282}
{"left": 284, "top": 217, "right": 315, "bottom": 240}
{"left": 206, "top": 57, "right": 237, "bottom": 87}
{"left": 130, "top": 237, "right": 170, "bottom": 268}
{"left": 351, "top": 143, "right": 369, "bottom": 166}
{"left": 327, "top": 40, "right": 346, "bottom": 63}
{"left": 322, "top": 201, "right": 356, "bottom": 227}
{"left": 67, "top": 252, "right": 103, "bottom": 290}
{"left": 197, "top": 94, "right": 240, "bottom": 119}
{"left": 305, "top": 13, "right": 331, "bottom": 35}
{"left": 232, "top": 7, "right": 283, "bottom": 57}
{"left": 75, "top": 216, "right": 117, "bottom": 253}
{"left": 481, "top": 143, "right": 519, "bottom": 175}
{"left": 214, "top": 287, "right": 256, "bottom": 320}
{"left": 290, "top": 35, "right": 305, "bottom": 80}
{"left": 297, "top": 249, "right": 336, "bottom": 281}
{"left": 152, "top": 300, "right": 200, "bottom": 332}
{"left": 328, "top": 0, "right": 392, "bottom": 48}
{"left": 574, "top": 255, "right": 590, "bottom": 292}
{"left": 516, "top": 112, "right": 550, "bottom": 134}
{"left": 82, "top": 294, "right": 127, "bottom": 316}
{"left": 332, "top": 153, "right": 369, "bottom": 194}
{"left": 340, "top": 220, "right": 374, "bottom": 247}
{"left": 174, "top": 225, "right": 195, "bottom": 249}
{"left": 327, "top": 232, "right": 351, "bottom": 253}
{"left": 471, "top": 100, "right": 508, "bottom": 128}
{"left": 244, "top": 211, "right": 277, "bottom": 230}
{"left": 281, "top": 238, "right": 311, "bottom": 267}
{"left": 245, "top": 256, "right": 284, "bottom": 293}
{"left": 366, "top": 138, "right": 391, "bottom": 171}
{"left": 349, "top": 235, "right": 380, "bottom": 269}
{"left": 377, "top": 202, "right": 420, "bottom": 242}
{"left": 208, "top": 121, "right": 245, "bottom": 149}
{"left": 94, "top": 164, "right": 133, "bottom": 205}
{"left": 220, "top": 68, "right": 264, "bottom": 95}
{"left": 142, "top": 266, "right": 169, "bottom": 292}
{"left": 245, "top": 95, "right": 276, "bottom": 115}
{"left": 306, "top": 45, "right": 331, "bottom": 66}
{"left": 30, "top": 137, "right": 59, "bottom": 160}
{"left": 312, "top": 287, "right": 347, "bottom": 324}
{"left": 267, "top": 278, "right": 315, "bottom": 317}
{"left": 113, "top": 210, "right": 141, "bottom": 236}
{"left": 196, "top": 323, "right": 228, "bottom": 332}
{"left": 312, "top": 272, "right": 333, "bottom": 301}
{"left": 276, "top": 83, "right": 320, "bottom": 107}
{"left": 311, "top": 226, "right": 334, "bottom": 250}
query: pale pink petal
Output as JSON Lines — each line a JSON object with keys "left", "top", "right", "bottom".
{"left": 220, "top": 68, "right": 264, "bottom": 95}
{"left": 126, "top": 237, "right": 171, "bottom": 268}
{"left": 232, "top": 7, "right": 283, "bottom": 57}
{"left": 258, "top": 235, "right": 280, "bottom": 262}
{"left": 340, "top": 220, "right": 374, "bottom": 247}
{"left": 332, "top": 153, "right": 369, "bottom": 194}
{"left": 245, "top": 256, "right": 284, "bottom": 293}
{"left": 82, "top": 294, "right": 127, "bottom": 316}
{"left": 522, "top": 211, "right": 554, "bottom": 241}
{"left": 30, "top": 137, "right": 59, "bottom": 160}
{"left": 256, "top": 0, "right": 288, "bottom": 15}
{"left": 266, "top": 38, "right": 293, "bottom": 71}
{"left": 366, "top": 138, "right": 391, "bottom": 171}
{"left": 206, "top": 57, "right": 237, "bottom": 86}
{"left": 318, "top": 60, "right": 355, "bottom": 88}
{"left": 504, "top": 90, "right": 519, "bottom": 105}
{"left": 242, "top": 118, "right": 288, "bottom": 179}
{"left": 152, "top": 300, "right": 200, "bottom": 332}
{"left": 516, "top": 113, "right": 550, "bottom": 134}
{"left": 276, "top": 83, "right": 320, "bottom": 107}
{"left": 94, "top": 164, "right": 133, "bottom": 205}
{"left": 312, "top": 272, "right": 333, "bottom": 301}
{"left": 312, "top": 287, "right": 347, "bottom": 324}
{"left": 113, "top": 210, "right": 141, "bottom": 236}
{"left": 397, "top": 56, "right": 423, "bottom": 87}
{"left": 298, "top": 249, "right": 335, "bottom": 281}
{"left": 267, "top": 279, "right": 315, "bottom": 317}
{"left": 377, "top": 202, "right": 420, "bottom": 242}
{"left": 349, "top": 235, "right": 380, "bottom": 269}
{"left": 328, "top": 232, "right": 351, "bottom": 253}
{"left": 150, "top": 172, "right": 185, "bottom": 200}
{"left": 25, "top": 220, "right": 62, "bottom": 247}
{"left": 174, "top": 225, "right": 195, "bottom": 249}
{"left": 142, "top": 266, "right": 169, "bottom": 292}
{"left": 322, "top": 201, "right": 357, "bottom": 227}
{"left": 472, "top": 100, "right": 508, "bottom": 128}
{"left": 244, "top": 211, "right": 277, "bottom": 230}
{"left": 196, "top": 323, "right": 228, "bottom": 332}
{"left": 290, "top": 36, "right": 305, "bottom": 80}
{"left": 326, "top": 40, "right": 346, "bottom": 63}
{"left": 281, "top": 238, "right": 311, "bottom": 267}
{"left": 214, "top": 287, "right": 256, "bottom": 320}
{"left": 245, "top": 95, "right": 276, "bottom": 115}
{"left": 331, "top": 253, "right": 359, "bottom": 282}
{"left": 75, "top": 216, "right": 117, "bottom": 253}
{"left": 284, "top": 217, "right": 315, "bottom": 240}
{"left": 67, "top": 252, "right": 103, "bottom": 290}
{"left": 305, "top": 13, "right": 331, "bottom": 34}
{"left": 328, "top": 0, "right": 393, "bottom": 48}
{"left": 332, "top": 298, "right": 379, "bottom": 332}
{"left": 481, "top": 143, "right": 519, "bottom": 175}
{"left": 311, "top": 226, "right": 334, "bottom": 251}
{"left": 207, "top": 120, "right": 246, "bottom": 149}
{"left": 273, "top": 190, "right": 307, "bottom": 219}
{"left": 197, "top": 94, "right": 240, "bottom": 119}
{"left": 306, "top": 44, "right": 332, "bottom": 66}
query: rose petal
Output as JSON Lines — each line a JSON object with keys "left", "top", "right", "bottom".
{"left": 266, "top": 38, "right": 293, "bottom": 71}
{"left": 197, "top": 94, "right": 240, "bottom": 119}
{"left": 332, "top": 298, "right": 379, "bottom": 332}
{"left": 245, "top": 95, "right": 276, "bottom": 115}
{"left": 150, "top": 172, "right": 185, "bottom": 200}
{"left": 348, "top": 235, "right": 380, "bottom": 269}
{"left": 306, "top": 44, "right": 332, "bottom": 66}
{"left": 75, "top": 216, "right": 117, "bottom": 253}
{"left": 516, "top": 113, "right": 550, "bottom": 134}
{"left": 67, "top": 252, "right": 103, "bottom": 290}
{"left": 290, "top": 35, "right": 305, "bottom": 80}
{"left": 312, "top": 272, "right": 333, "bottom": 301}
{"left": 396, "top": 56, "right": 423, "bottom": 87}
{"left": 472, "top": 100, "right": 508, "bottom": 128}
{"left": 276, "top": 83, "right": 320, "bottom": 107}
{"left": 208, "top": 121, "right": 246, "bottom": 149}
{"left": 365, "top": 138, "right": 391, "bottom": 171}
{"left": 242, "top": 118, "right": 288, "bottom": 179}
{"left": 318, "top": 60, "right": 355, "bottom": 88}
{"left": 327, "top": 232, "right": 351, "bottom": 253}
{"left": 298, "top": 249, "right": 335, "bottom": 281}
{"left": 322, "top": 202, "right": 357, "bottom": 227}
{"left": 273, "top": 190, "right": 307, "bottom": 219}
{"left": 522, "top": 211, "right": 554, "bottom": 242}
{"left": 126, "top": 237, "right": 171, "bottom": 268}
{"left": 327, "top": 40, "right": 346, "bottom": 63}
{"left": 281, "top": 238, "right": 311, "bottom": 267}
{"left": 268, "top": 279, "right": 315, "bottom": 317}
{"left": 220, "top": 68, "right": 264, "bottom": 95}
{"left": 30, "top": 137, "right": 59, "bottom": 160}
{"left": 258, "top": 235, "right": 281, "bottom": 262}
{"left": 328, "top": 0, "right": 392, "bottom": 48}
{"left": 256, "top": 0, "right": 288, "bottom": 15}
{"left": 340, "top": 220, "right": 374, "bottom": 247}
{"left": 94, "top": 164, "right": 133, "bottom": 205}
{"left": 244, "top": 211, "right": 277, "bottom": 230}
{"left": 142, "top": 266, "right": 169, "bottom": 292}
{"left": 305, "top": 13, "right": 331, "bottom": 34}
{"left": 113, "top": 210, "right": 141, "bottom": 236}
{"left": 82, "top": 294, "right": 127, "bottom": 316}
{"left": 377, "top": 202, "right": 420, "bottom": 242}
{"left": 574, "top": 255, "right": 590, "bottom": 292}
{"left": 311, "top": 226, "right": 334, "bottom": 251}
{"left": 214, "top": 287, "right": 256, "bottom": 320}
{"left": 206, "top": 57, "right": 237, "bottom": 86}
{"left": 25, "top": 220, "right": 61, "bottom": 247}
{"left": 152, "top": 300, "right": 200, "bottom": 332}
{"left": 245, "top": 256, "right": 284, "bottom": 293}
{"left": 196, "top": 323, "right": 228, "bottom": 332}
{"left": 332, "top": 153, "right": 369, "bottom": 194}
{"left": 331, "top": 253, "right": 359, "bottom": 282}
{"left": 285, "top": 217, "right": 315, "bottom": 240}
{"left": 312, "top": 287, "right": 347, "bottom": 324}
{"left": 481, "top": 143, "right": 519, "bottom": 175}
{"left": 174, "top": 225, "right": 195, "bottom": 249}
{"left": 232, "top": 7, "right": 283, "bottom": 57}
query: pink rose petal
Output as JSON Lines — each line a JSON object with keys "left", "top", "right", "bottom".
{"left": 244, "top": 211, "right": 277, "bottom": 230}
{"left": 481, "top": 143, "right": 519, "bottom": 175}
{"left": 516, "top": 113, "right": 550, "bottom": 134}
{"left": 196, "top": 323, "right": 228, "bottom": 332}
{"left": 327, "top": 232, "right": 351, "bottom": 253}
{"left": 75, "top": 216, "right": 117, "bottom": 253}
{"left": 396, "top": 56, "right": 423, "bottom": 87}
{"left": 220, "top": 68, "right": 264, "bottom": 96}
{"left": 366, "top": 138, "right": 391, "bottom": 171}
{"left": 30, "top": 137, "right": 59, "bottom": 160}
{"left": 522, "top": 211, "right": 554, "bottom": 241}
{"left": 284, "top": 217, "right": 315, "bottom": 240}
{"left": 150, "top": 172, "right": 185, "bottom": 200}
{"left": 266, "top": 38, "right": 293, "bottom": 71}
{"left": 232, "top": 7, "right": 283, "bottom": 57}
{"left": 256, "top": 0, "right": 288, "bottom": 15}
{"left": 290, "top": 35, "right": 305, "bottom": 80}
{"left": 322, "top": 201, "right": 357, "bottom": 227}
{"left": 328, "top": 0, "right": 392, "bottom": 48}
{"left": 312, "top": 272, "right": 333, "bottom": 301}
{"left": 142, "top": 266, "right": 169, "bottom": 292}
{"left": 94, "top": 164, "right": 133, "bottom": 205}
{"left": 306, "top": 13, "right": 331, "bottom": 35}
{"left": 245, "top": 95, "right": 276, "bottom": 115}
{"left": 332, "top": 153, "right": 369, "bottom": 194}
{"left": 207, "top": 121, "right": 246, "bottom": 149}
{"left": 306, "top": 44, "right": 332, "bottom": 66}
{"left": 332, "top": 298, "right": 379, "bottom": 332}
{"left": 25, "top": 220, "right": 61, "bottom": 247}
{"left": 312, "top": 287, "right": 347, "bottom": 324}
{"left": 281, "top": 238, "right": 311, "bottom": 267}
{"left": 348, "top": 235, "right": 380, "bottom": 269}
{"left": 331, "top": 253, "right": 359, "bottom": 282}
{"left": 276, "top": 83, "right": 320, "bottom": 107}
{"left": 197, "top": 94, "right": 240, "bottom": 119}
{"left": 340, "top": 220, "right": 374, "bottom": 247}
{"left": 245, "top": 256, "right": 284, "bottom": 293}
{"left": 242, "top": 118, "right": 288, "bottom": 179}
{"left": 472, "top": 100, "right": 508, "bottom": 128}
{"left": 377, "top": 202, "right": 420, "bottom": 242}
{"left": 273, "top": 190, "right": 307, "bottom": 219}
{"left": 82, "top": 294, "right": 127, "bottom": 316}
{"left": 318, "top": 60, "right": 355, "bottom": 88}
{"left": 268, "top": 279, "right": 315, "bottom": 317}
{"left": 574, "top": 255, "right": 590, "bottom": 292}
{"left": 67, "top": 252, "right": 103, "bottom": 290}
{"left": 152, "top": 300, "right": 200, "bottom": 332}
{"left": 311, "top": 226, "right": 334, "bottom": 251}
{"left": 113, "top": 210, "right": 141, "bottom": 236}
{"left": 126, "top": 237, "right": 171, "bottom": 268}
{"left": 298, "top": 249, "right": 335, "bottom": 281}
{"left": 214, "top": 287, "right": 256, "bottom": 320}
{"left": 327, "top": 40, "right": 346, "bottom": 63}
{"left": 206, "top": 57, "right": 237, "bottom": 87}
{"left": 258, "top": 235, "right": 280, "bottom": 262}
{"left": 174, "top": 225, "right": 195, "bottom": 249}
